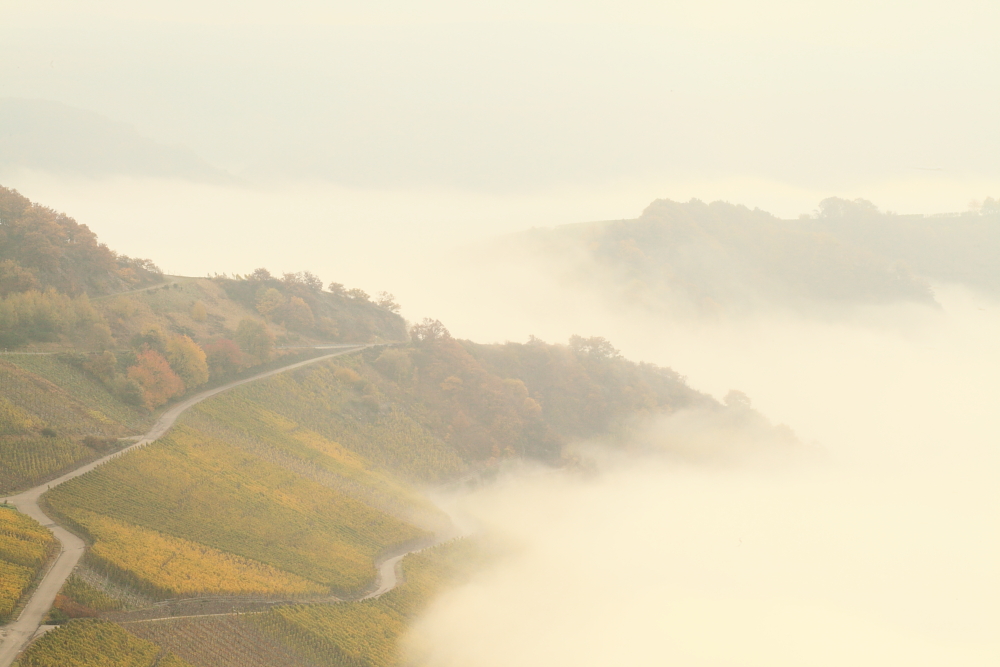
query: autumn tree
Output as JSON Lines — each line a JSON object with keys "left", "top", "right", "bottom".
{"left": 235, "top": 318, "right": 274, "bottom": 363}
{"left": 203, "top": 338, "right": 246, "bottom": 379}
{"left": 256, "top": 287, "right": 285, "bottom": 319}
{"left": 281, "top": 296, "right": 315, "bottom": 331}
{"left": 165, "top": 335, "right": 209, "bottom": 388}
{"left": 190, "top": 301, "right": 207, "bottom": 322}
{"left": 127, "top": 349, "right": 185, "bottom": 408}
{"left": 0, "top": 260, "right": 39, "bottom": 296}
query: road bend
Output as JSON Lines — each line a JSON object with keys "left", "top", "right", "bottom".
{"left": 0, "top": 346, "right": 370, "bottom": 667}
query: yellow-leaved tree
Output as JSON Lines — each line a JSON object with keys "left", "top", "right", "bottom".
{"left": 190, "top": 300, "right": 207, "bottom": 322}
{"left": 165, "top": 335, "right": 209, "bottom": 388}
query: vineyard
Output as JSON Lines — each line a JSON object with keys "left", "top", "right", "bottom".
{"left": 187, "top": 393, "right": 450, "bottom": 531}
{"left": 0, "top": 361, "right": 132, "bottom": 438}
{"left": 0, "top": 436, "right": 92, "bottom": 494}
{"left": 44, "top": 423, "right": 428, "bottom": 595}
{"left": 76, "top": 510, "right": 325, "bottom": 599}
{"left": 250, "top": 539, "right": 484, "bottom": 667}
{"left": 59, "top": 575, "right": 123, "bottom": 613}
{"left": 3, "top": 355, "right": 148, "bottom": 431}
{"left": 0, "top": 357, "right": 144, "bottom": 493}
{"left": 10, "top": 619, "right": 191, "bottom": 667}
{"left": 46, "top": 540, "right": 486, "bottom": 667}
{"left": 0, "top": 505, "right": 55, "bottom": 621}
{"left": 123, "top": 616, "right": 319, "bottom": 667}
{"left": 214, "top": 362, "right": 465, "bottom": 482}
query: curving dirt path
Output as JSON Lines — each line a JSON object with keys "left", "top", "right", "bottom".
{"left": 0, "top": 346, "right": 372, "bottom": 667}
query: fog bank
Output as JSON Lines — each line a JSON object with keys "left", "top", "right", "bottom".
{"left": 408, "top": 289, "right": 1000, "bottom": 666}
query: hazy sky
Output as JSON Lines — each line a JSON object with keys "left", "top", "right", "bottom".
{"left": 3, "top": 1, "right": 998, "bottom": 208}
{"left": 2, "top": 0, "right": 999, "bottom": 323}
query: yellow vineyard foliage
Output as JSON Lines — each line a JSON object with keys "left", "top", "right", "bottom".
{"left": 46, "top": 424, "right": 427, "bottom": 595}
{"left": 78, "top": 511, "right": 324, "bottom": 598}
{"left": 0, "top": 559, "right": 33, "bottom": 620}
{"left": 11, "top": 619, "right": 192, "bottom": 667}
{"left": 0, "top": 506, "right": 54, "bottom": 620}
{"left": 249, "top": 539, "right": 485, "bottom": 667}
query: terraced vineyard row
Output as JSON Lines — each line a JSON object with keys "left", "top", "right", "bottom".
{"left": 0, "top": 507, "right": 55, "bottom": 621}
{"left": 2, "top": 356, "right": 147, "bottom": 432}
{"left": 124, "top": 616, "right": 318, "bottom": 667}
{"left": 44, "top": 420, "right": 428, "bottom": 595}
{"left": 0, "top": 437, "right": 92, "bottom": 494}
{"left": 11, "top": 619, "right": 191, "bottom": 667}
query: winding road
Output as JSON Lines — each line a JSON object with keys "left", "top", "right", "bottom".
{"left": 0, "top": 345, "right": 378, "bottom": 666}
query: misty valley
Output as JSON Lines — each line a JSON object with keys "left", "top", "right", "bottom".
{"left": 0, "top": 181, "right": 997, "bottom": 666}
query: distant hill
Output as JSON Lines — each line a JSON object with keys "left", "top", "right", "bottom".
{"left": 806, "top": 197, "right": 1000, "bottom": 298}
{"left": 496, "top": 197, "right": 1000, "bottom": 317}
{"left": 0, "top": 98, "right": 233, "bottom": 183}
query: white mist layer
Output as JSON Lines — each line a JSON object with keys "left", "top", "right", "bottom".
{"left": 409, "top": 290, "right": 1000, "bottom": 666}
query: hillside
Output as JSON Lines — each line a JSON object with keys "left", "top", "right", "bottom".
{"left": 495, "top": 196, "right": 1000, "bottom": 317}
{"left": 0, "top": 186, "right": 787, "bottom": 666}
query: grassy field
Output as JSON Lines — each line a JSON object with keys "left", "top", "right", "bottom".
{"left": 45, "top": 423, "right": 428, "bottom": 595}
{"left": 0, "top": 505, "right": 55, "bottom": 621}
{"left": 11, "top": 619, "right": 192, "bottom": 667}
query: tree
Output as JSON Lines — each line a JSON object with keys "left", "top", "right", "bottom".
{"left": 204, "top": 338, "right": 246, "bottom": 379}
{"left": 0, "top": 260, "right": 39, "bottom": 296}
{"left": 281, "top": 296, "right": 315, "bottom": 331}
{"left": 376, "top": 291, "right": 401, "bottom": 313}
{"left": 410, "top": 318, "right": 450, "bottom": 344}
{"left": 82, "top": 351, "right": 117, "bottom": 383}
{"left": 300, "top": 271, "right": 323, "bottom": 292}
{"left": 255, "top": 287, "right": 285, "bottom": 319}
{"left": 346, "top": 288, "right": 370, "bottom": 302}
{"left": 127, "top": 349, "right": 185, "bottom": 408}
{"left": 190, "top": 301, "right": 207, "bottom": 322}
{"left": 165, "top": 335, "right": 209, "bottom": 388}
{"left": 235, "top": 318, "right": 274, "bottom": 363}
{"left": 817, "top": 197, "right": 879, "bottom": 219}
{"left": 723, "top": 389, "right": 752, "bottom": 408}
{"left": 249, "top": 268, "right": 273, "bottom": 282}
{"left": 569, "top": 335, "right": 620, "bottom": 360}
{"left": 132, "top": 325, "right": 167, "bottom": 353}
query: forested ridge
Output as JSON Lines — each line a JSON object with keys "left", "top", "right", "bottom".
{"left": 502, "top": 196, "right": 1000, "bottom": 316}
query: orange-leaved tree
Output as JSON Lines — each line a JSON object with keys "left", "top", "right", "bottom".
{"left": 127, "top": 349, "right": 185, "bottom": 409}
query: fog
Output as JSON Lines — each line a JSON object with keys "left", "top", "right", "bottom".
{"left": 4, "top": 1, "right": 999, "bottom": 663}
{"left": 410, "top": 287, "right": 1000, "bottom": 666}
